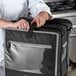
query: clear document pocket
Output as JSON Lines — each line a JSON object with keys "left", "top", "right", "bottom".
{"left": 5, "top": 41, "right": 52, "bottom": 74}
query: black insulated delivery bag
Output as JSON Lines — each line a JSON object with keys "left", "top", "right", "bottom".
{"left": 4, "top": 18, "right": 72, "bottom": 76}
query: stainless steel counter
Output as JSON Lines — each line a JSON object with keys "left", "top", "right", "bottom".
{"left": 53, "top": 10, "right": 76, "bottom": 18}
{"left": 53, "top": 10, "right": 76, "bottom": 25}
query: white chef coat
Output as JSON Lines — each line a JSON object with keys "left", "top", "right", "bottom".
{"left": 0, "top": 0, "right": 51, "bottom": 20}
{"left": 0, "top": 0, "right": 52, "bottom": 66}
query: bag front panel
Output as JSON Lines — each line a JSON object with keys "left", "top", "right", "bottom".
{"left": 5, "top": 30, "right": 59, "bottom": 76}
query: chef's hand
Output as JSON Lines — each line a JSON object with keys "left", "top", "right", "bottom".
{"left": 13, "top": 19, "right": 30, "bottom": 30}
{"left": 31, "top": 11, "right": 52, "bottom": 28}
